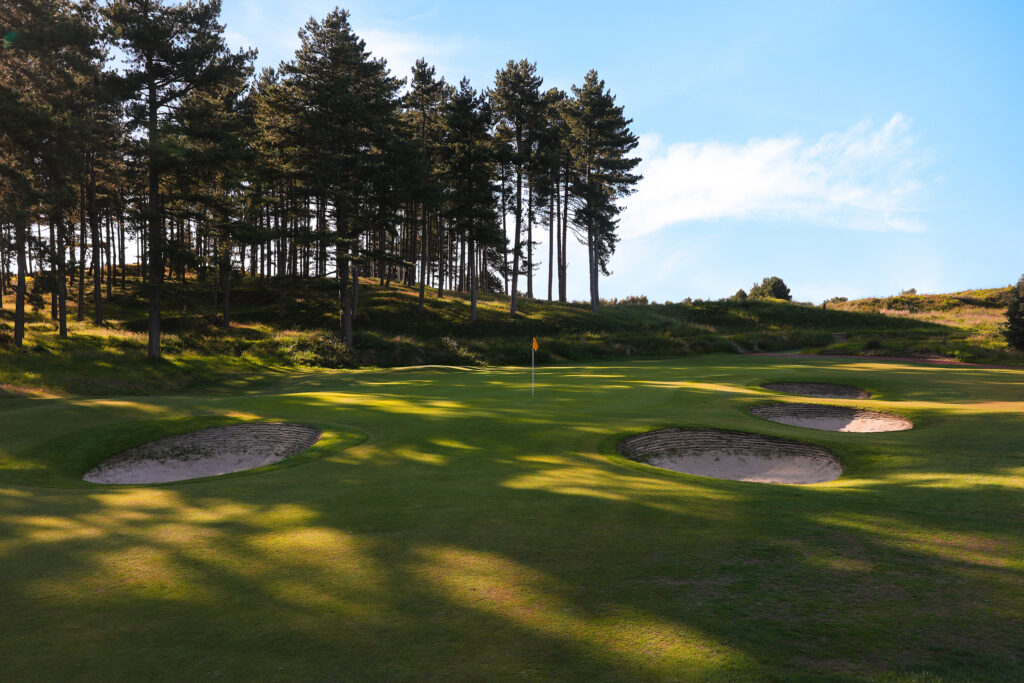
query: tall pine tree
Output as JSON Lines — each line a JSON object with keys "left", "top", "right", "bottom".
{"left": 104, "top": 0, "right": 250, "bottom": 359}
{"left": 564, "top": 70, "right": 641, "bottom": 312}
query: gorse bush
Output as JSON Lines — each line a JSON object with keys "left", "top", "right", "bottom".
{"left": 1003, "top": 275, "right": 1024, "bottom": 350}
{"left": 750, "top": 276, "right": 792, "bottom": 301}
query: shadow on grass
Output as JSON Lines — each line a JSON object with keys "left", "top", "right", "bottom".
{"left": 0, "top": 356, "right": 1022, "bottom": 679}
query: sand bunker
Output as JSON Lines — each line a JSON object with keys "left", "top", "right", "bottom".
{"left": 84, "top": 423, "right": 322, "bottom": 484}
{"left": 751, "top": 403, "right": 912, "bottom": 433}
{"left": 762, "top": 382, "right": 870, "bottom": 399}
{"left": 617, "top": 428, "right": 841, "bottom": 485}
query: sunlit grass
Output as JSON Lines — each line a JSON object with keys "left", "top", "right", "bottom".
{"left": 0, "top": 354, "right": 1022, "bottom": 678}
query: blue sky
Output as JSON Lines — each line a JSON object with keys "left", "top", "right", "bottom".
{"left": 222, "top": 0, "right": 1024, "bottom": 303}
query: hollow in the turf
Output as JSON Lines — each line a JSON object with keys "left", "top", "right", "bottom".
{"left": 617, "top": 428, "right": 841, "bottom": 484}
{"left": 83, "top": 423, "right": 322, "bottom": 484}
{"left": 751, "top": 403, "right": 912, "bottom": 432}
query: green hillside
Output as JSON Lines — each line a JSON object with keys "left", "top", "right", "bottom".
{"left": 1, "top": 274, "right": 1021, "bottom": 396}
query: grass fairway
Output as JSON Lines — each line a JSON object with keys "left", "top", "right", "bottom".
{"left": 0, "top": 354, "right": 1022, "bottom": 680}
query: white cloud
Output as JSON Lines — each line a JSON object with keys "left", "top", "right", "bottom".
{"left": 360, "top": 28, "right": 470, "bottom": 81}
{"left": 622, "top": 114, "right": 928, "bottom": 238}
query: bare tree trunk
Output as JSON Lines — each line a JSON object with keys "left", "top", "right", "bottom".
{"left": 470, "top": 237, "right": 478, "bottom": 322}
{"left": 56, "top": 216, "right": 67, "bottom": 338}
{"left": 13, "top": 214, "right": 27, "bottom": 346}
{"left": 89, "top": 161, "right": 103, "bottom": 325}
{"left": 104, "top": 209, "right": 113, "bottom": 298}
{"left": 510, "top": 145, "right": 524, "bottom": 316}
{"left": 559, "top": 170, "right": 569, "bottom": 303}
{"left": 527, "top": 182, "right": 533, "bottom": 299}
{"left": 588, "top": 226, "right": 598, "bottom": 313}
{"left": 500, "top": 165, "right": 508, "bottom": 295}
{"left": 117, "top": 191, "right": 125, "bottom": 290}
{"left": 221, "top": 250, "right": 231, "bottom": 328}
{"left": 418, "top": 203, "right": 428, "bottom": 310}
{"left": 437, "top": 216, "right": 445, "bottom": 299}
{"left": 0, "top": 223, "right": 7, "bottom": 307}
{"left": 547, "top": 188, "right": 554, "bottom": 301}
{"left": 49, "top": 218, "right": 57, "bottom": 320}
{"left": 77, "top": 185, "right": 86, "bottom": 322}
{"left": 146, "top": 66, "right": 162, "bottom": 360}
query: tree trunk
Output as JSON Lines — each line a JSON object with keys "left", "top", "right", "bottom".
{"left": 49, "top": 219, "right": 57, "bottom": 320}
{"left": 527, "top": 182, "right": 533, "bottom": 298}
{"left": 418, "top": 203, "right": 428, "bottom": 310}
{"left": 13, "top": 214, "right": 27, "bottom": 346}
{"left": 89, "top": 161, "right": 103, "bottom": 325}
{"left": 118, "top": 189, "right": 126, "bottom": 290}
{"left": 547, "top": 187, "right": 554, "bottom": 301}
{"left": 77, "top": 185, "right": 86, "bottom": 321}
{"left": 56, "top": 216, "right": 67, "bottom": 338}
{"left": 500, "top": 165, "right": 509, "bottom": 295}
{"left": 510, "top": 135, "right": 524, "bottom": 316}
{"left": 559, "top": 167, "right": 569, "bottom": 303}
{"left": 146, "top": 63, "right": 162, "bottom": 360}
{"left": 104, "top": 209, "right": 113, "bottom": 298}
{"left": 351, "top": 255, "right": 359, "bottom": 320}
{"left": 437, "top": 217, "right": 445, "bottom": 299}
{"left": 221, "top": 252, "right": 231, "bottom": 328}
{"left": 470, "top": 237, "right": 478, "bottom": 322}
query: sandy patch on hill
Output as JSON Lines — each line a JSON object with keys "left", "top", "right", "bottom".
{"left": 762, "top": 382, "right": 870, "bottom": 399}
{"left": 84, "top": 423, "right": 322, "bottom": 484}
{"left": 751, "top": 403, "right": 912, "bottom": 433}
{"left": 617, "top": 428, "right": 841, "bottom": 485}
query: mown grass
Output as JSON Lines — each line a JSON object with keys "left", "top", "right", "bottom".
{"left": 0, "top": 354, "right": 1022, "bottom": 680}
{"left": 7, "top": 273, "right": 1019, "bottom": 396}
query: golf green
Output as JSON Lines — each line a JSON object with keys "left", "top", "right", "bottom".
{"left": 0, "top": 354, "right": 1021, "bottom": 680}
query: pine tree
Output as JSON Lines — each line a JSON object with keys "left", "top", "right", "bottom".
{"left": 441, "top": 78, "right": 500, "bottom": 321}
{"left": 750, "top": 276, "right": 792, "bottom": 301}
{"left": 104, "top": 0, "right": 250, "bottom": 359}
{"left": 491, "top": 60, "right": 542, "bottom": 316}
{"left": 283, "top": 8, "right": 402, "bottom": 346}
{"left": 1, "top": 0, "right": 103, "bottom": 344}
{"left": 563, "top": 70, "right": 641, "bottom": 312}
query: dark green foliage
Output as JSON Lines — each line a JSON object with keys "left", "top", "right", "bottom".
{"left": 1003, "top": 275, "right": 1024, "bottom": 350}
{"left": 732, "top": 289, "right": 748, "bottom": 302}
{"left": 749, "top": 276, "right": 792, "bottom": 301}
{"left": 563, "top": 70, "right": 641, "bottom": 313}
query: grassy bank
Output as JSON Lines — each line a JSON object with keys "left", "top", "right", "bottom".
{"left": 5, "top": 273, "right": 1019, "bottom": 396}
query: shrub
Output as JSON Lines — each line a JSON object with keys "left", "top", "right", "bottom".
{"left": 899, "top": 288, "right": 918, "bottom": 296}
{"left": 749, "top": 276, "right": 792, "bottom": 301}
{"left": 732, "top": 289, "right": 747, "bottom": 302}
{"left": 1003, "top": 275, "right": 1024, "bottom": 350}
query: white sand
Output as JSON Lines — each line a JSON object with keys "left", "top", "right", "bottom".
{"left": 762, "top": 382, "right": 870, "bottom": 399}
{"left": 84, "top": 423, "right": 322, "bottom": 484}
{"left": 750, "top": 403, "right": 912, "bottom": 433}
{"left": 618, "top": 428, "right": 841, "bottom": 485}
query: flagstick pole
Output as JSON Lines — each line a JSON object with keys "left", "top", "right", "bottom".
{"left": 531, "top": 346, "right": 535, "bottom": 397}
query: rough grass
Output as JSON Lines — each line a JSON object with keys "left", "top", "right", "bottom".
{"left": 827, "top": 288, "right": 1020, "bottom": 363}
{"left": 0, "top": 355, "right": 1023, "bottom": 680}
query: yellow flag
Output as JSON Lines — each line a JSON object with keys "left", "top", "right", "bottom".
{"left": 532, "top": 337, "right": 539, "bottom": 351}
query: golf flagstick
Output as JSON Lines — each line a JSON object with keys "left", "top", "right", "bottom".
{"left": 531, "top": 337, "right": 538, "bottom": 397}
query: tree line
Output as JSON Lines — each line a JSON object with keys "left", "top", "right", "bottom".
{"left": 1, "top": 0, "right": 641, "bottom": 358}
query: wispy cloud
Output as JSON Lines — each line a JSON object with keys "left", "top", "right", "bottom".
{"left": 622, "top": 114, "right": 928, "bottom": 238}
{"left": 360, "top": 28, "right": 471, "bottom": 80}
